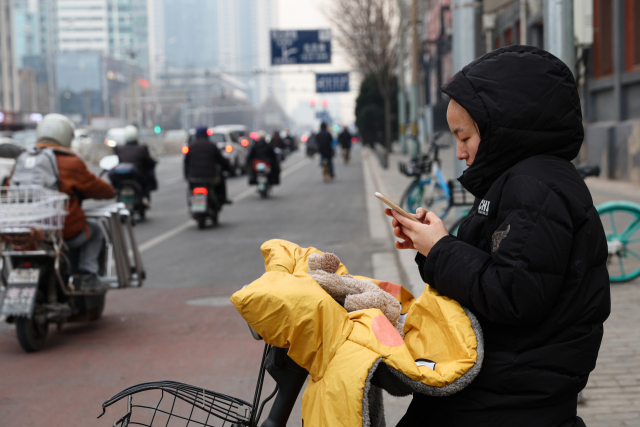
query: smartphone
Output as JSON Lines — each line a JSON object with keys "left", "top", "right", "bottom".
{"left": 375, "top": 192, "right": 421, "bottom": 223}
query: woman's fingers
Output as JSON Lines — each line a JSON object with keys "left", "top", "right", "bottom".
{"left": 392, "top": 210, "right": 417, "bottom": 231}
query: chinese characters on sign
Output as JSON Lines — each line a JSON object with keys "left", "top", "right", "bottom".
{"left": 271, "top": 30, "right": 332, "bottom": 65}
{"left": 316, "top": 73, "right": 350, "bottom": 93}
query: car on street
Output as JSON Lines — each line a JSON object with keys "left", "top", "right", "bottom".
{"left": 209, "top": 126, "right": 247, "bottom": 176}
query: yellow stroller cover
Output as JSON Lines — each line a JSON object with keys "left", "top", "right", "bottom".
{"left": 231, "top": 240, "right": 483, "bottom": 427}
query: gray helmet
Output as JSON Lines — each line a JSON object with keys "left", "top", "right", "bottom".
{"left": 36, "top": 113, "right": 75, "bottom": 148}
{"left": 124, "top": 125, "right": 139, "bottom": 143}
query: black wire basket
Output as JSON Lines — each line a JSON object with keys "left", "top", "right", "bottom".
{"left": 99, "top": 344, "right": 279, "bottom": 427}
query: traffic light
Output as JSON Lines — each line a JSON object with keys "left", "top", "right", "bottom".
{"left": 154, "top": 125, "right": 161, "bottom": 134}
{"left": 321, "top": 99, "right": 329, "bottom": 107}
{"left": 309, "top": 99, "right": 316, "bottom": 107}
{"left": 333, "top": 124, "right": 340, "bottom": 132}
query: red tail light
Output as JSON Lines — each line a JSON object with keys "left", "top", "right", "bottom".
{"left": 351, "top": 137, "right": 357, "bottom": 143}
{"left": 181, "top": 146, "right": 189, "bottom": 154}
{"left": 193, "top": 187, "right": 208, "bottom": 195}
{"left": 22, "top": 262, "right": 32, "bottom": 268}
{"left": 225, "top": 145, "right": 233, "bottom": 153}
{"left": 241, "top": 138, "right": 250, "bottom": 147}
{"left": 301, "top": 135, "right": 308, "bottom": 142}
{"left": 206, "top": 129, "right": 214, "bottom": 136}
{"left": 249, "top": 132, "right": 259, "bottom": 140}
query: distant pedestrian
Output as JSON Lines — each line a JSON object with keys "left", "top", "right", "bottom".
{"left": 388, "top": 46, "right": 611, "bottom": 427}
{"left": 338, "top": 127, "right": 352, "bottom": 164}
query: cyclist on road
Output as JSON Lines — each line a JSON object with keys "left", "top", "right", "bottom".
{"left": 316, "top": 122, "right": 334, "bottom": 179}
{"left": 388, "top": 46, "right": 610, "bottom": 427}
{"left": 10, "top": 114, "right": 114, "bottom": 292}
{"left": 184, "top": 126, "right": 233, "bottom": 205}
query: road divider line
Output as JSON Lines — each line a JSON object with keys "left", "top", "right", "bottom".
{"left": 139, "top": 156, "right": 312, "bottom": 253}
{"left": 139, "top": 221, "right": 193, "bottom": 253}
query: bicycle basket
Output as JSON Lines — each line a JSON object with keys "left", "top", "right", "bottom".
{"left": 0, "top": 186, "right": 69, "bottom": 231}
{"left": 99, "top": 381, "right": 254, "bottom": 427}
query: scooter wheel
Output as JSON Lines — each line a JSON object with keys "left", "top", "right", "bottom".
{"left": 16, "top": 312, "right": 49, "bottom": 352}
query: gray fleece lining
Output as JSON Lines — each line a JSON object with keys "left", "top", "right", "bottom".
{"left": 360, "top": 307, "right": 484, "bottom": 424}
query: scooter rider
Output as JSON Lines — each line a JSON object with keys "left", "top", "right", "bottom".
{"left": 338, "top": 126, "right": 352, "bottom": 162}
{"left": 247, "top": 131, "right": 280, "bottom": 185}
{"left": 12, "top": 114, "right": 115, "bottom": 292}
{"left": 184, "top": 126, "right": 233, "bottom": 204}
{"left": 113, "top": 125, "right": 157, "bottom": 207}
{"left": 316, "top": 122, "right": 334, "bottom": 178}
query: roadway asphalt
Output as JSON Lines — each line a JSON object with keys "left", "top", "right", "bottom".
{"left": 0, "top": 145, "right": 377, "bottom": 426}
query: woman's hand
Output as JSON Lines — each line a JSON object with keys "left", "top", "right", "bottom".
{"left": 384, "top": 207, "right": 449, "bottom": 256}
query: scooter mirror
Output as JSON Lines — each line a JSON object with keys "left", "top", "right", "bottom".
{"left": 99, "top": 155, "right": 120, "bottom": 171}
{"left": 0, "top": 140, "right": 25, "bottom": 159}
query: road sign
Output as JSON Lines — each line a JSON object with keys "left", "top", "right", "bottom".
{"left": 316, "top": 73, "right": 349, "bottom": 93}
{"left": 271, "top": 29, "right": 331, "bottom": 65}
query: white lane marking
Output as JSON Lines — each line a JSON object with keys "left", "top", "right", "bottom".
{"left": 139, "top": 221, "right": 193, "bottom": 253}
{"left": 184, "top": 295, "right": 233, "bottom": 307}
{"left": 138, "top": 156, "right": 311, "bottom": 253}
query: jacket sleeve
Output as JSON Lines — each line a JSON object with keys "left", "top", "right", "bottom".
{"left": 70, "top": 158, "right": 115, "bottom": 200}
{"left": 141, "top": 146, "right": 155, "bottom": 171}
{"left": 417, "top": 175, "right": 573, "bottom": 326}
{"left": 213, "top": 146, "right": 231, "bottom": 171}
{"left": 183, "top": 151, "right": 190, "bottom": 179}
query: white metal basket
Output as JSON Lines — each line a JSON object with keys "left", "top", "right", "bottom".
{"left": 0, "top": 186, "right": 69, "bottom": 231}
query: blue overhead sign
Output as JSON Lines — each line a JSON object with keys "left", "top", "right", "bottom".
{"left": 316, "top": 73, "right": 349, "bottom": 93}
{"left": 271, "top": 29, "right": 332, "bottom": 65}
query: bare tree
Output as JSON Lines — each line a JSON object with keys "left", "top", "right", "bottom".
{"left": 327, "top": 0, "right": 399, "bottom": 152}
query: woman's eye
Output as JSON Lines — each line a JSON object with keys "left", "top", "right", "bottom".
{"left": 462, "top": 138, "right": 469, "bottom": 143}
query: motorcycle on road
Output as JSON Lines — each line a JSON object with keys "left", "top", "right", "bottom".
{"left": 100, "top": 155, "right": 148, "bottom": 223}
{"left": 0, "top": 186, "right": 144, "bottom": 352}
{"left": 253, "top": 160, "right": 272, "bottom": 199}
{"left": 188, "top": 172, "right": 223, "bottom": 229}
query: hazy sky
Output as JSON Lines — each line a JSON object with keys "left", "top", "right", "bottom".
{"left": 276, "top": 0, "right": 358, "bottom": 125}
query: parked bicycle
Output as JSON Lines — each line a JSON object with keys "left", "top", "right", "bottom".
{"left": 99, "top": 326, "right": 307, "bottom": 427}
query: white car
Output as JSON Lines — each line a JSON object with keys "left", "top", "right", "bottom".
{"left": 209, "top": 127, "right": 247, "bottom": 176}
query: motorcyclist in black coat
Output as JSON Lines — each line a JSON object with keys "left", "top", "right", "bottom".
{"left": 388, "top": 46, "right": 610, "bottom": 427}
{"left": 113, "top": 125, "right": 157, "bottom": 204}
{"left": 184, "top": 126, "right": 233, "bottom": 204}
{"left": 247, "top": 131, "right": 280, "bottom": 185}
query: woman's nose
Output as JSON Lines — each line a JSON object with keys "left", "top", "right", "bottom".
{"left": 456, "top": 145, "right": 467, "bottom": 161}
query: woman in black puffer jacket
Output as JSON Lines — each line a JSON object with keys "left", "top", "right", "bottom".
{"left": 387, "top": 46, "right": 610, "bottom": 427}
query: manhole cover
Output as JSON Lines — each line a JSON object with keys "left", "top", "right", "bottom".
{"left": 185, "top": 295, "right": 233, "bottom": 307}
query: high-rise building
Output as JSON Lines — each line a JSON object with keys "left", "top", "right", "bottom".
{"left": 0, "top": 0, "right": 20, "bottom": 112}
{"left": 160, "top": 0, "right": 279, "bottom": 105}
{"left": 56, "top": 0, "right": 149, "bottom": 70}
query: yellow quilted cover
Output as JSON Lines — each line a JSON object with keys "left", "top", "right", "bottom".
{"left": 231, "top": 239, "right": 478, "bottom": 427}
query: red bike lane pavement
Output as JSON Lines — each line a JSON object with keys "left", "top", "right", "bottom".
{"left": 0, "top": 285, "right": 273, "bottom": 426}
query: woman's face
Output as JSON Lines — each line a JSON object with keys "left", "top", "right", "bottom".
{"left": 447, "top": 99, "right": 481, "bottom": 166}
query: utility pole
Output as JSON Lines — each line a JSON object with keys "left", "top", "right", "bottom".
{"left": 397, "top": 0, "right": 407, "bottom": 154}
{"left": 452, "top": 0, "right": 478, "bottom": 210}
{"left": 409, "top": 0, "right": 420, "bottom": 157}
{"left": 544, "top": 0, "right": 575, "bottom": 78}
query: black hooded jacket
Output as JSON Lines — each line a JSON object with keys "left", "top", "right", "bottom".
{"left": 404, "top": 46, "right": 611, "bottom": 426}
